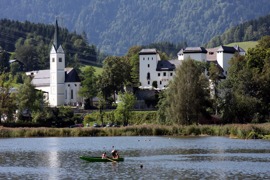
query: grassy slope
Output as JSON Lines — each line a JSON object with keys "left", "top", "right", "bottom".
{"left": 81, "top": 65, "right": 103, "bottom": 76}
{"left": 226, "top": 41, "right": 258, "bottom": 52}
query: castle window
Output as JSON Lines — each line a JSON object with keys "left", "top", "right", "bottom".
{"left": 152, "top": 57, "right": 153, "bottom": 60}
{"left": 59, "top": 58, "right": 62, "bottom": 62}
{"left": 170, "top": 73, "right": 173, "bottom": 76}
{"left": 148, "top": 64, "right": 150, "bottom": 68}
{"left": 71, "top": 89, "right": 73, "bottom": 99}
{"left": 148, "top": 57, "right": 149, "bottom": 60}
{"left": 75, "top": 84, "right": 77, "bottom": 87}
{"left": 143, "top": 57, "right": 145, "bottom": 60}
{"left": 160, "top": 81, "right": 162, "bottom": 85}
{"left": 148, "top": 81, "right": 150, "bottom": 85}
{"left": 163, "top": 72, "right": 166, "bottom": 76}
{"left": 68, "top": 84, "right": 70, "bottom": 87}
{"left": 52, "top": 58, "right": 55, "bottom": 62}
{"left": 147, "top": 72, "right": 150, "bottom": 80}
{"left": 158, "top": 73, "right": 160, "bottom": 76}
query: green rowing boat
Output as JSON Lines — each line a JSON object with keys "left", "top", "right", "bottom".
{"left": 80, "top": 156, "right": 124, "bottom": 162}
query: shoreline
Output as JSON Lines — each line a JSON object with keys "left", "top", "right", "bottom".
{"left": 0, "top": 124, "right": 270, "bottom": 139}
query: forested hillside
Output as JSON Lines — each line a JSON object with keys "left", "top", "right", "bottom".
{"left": 206, "top": 14, "right": 270, "bottom": 48}
{"left": 0, "top": 0, "right": 270, "bottom": 55}
{"left": 0, "top": 19, "right": 98, "bottom": 70}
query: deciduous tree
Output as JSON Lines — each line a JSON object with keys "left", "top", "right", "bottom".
{"left": 114, "top": 92, "right": 136, "bottom": 126}
{"left": 78, "top": 66, "right": 98, "bottom": 108}
{"left": 163, "top": 59, "right": 210, "bottom": 125}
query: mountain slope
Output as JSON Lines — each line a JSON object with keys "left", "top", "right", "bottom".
{"left": 1, "top": 0, "right": 270, "bottom": 55}
{"left": 206, "top": 14, "right": 270, "bottom": 48}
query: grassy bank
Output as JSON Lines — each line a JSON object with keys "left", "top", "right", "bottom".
{"left": 1, "top": 123, "right": 270, "bottom": 139}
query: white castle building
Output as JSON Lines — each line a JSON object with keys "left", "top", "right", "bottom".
{"left": 139, "top": 45, "right": 245, "bottom": 90}
{"left": 26, "top": 20, "right": 82, "bottom": 106}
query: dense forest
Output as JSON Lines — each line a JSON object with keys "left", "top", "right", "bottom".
{"left": 206, "top": 14, "right": 270, "bottom": 48}
{"left": 0, "top": 19, "right": 98, "bottom": 70}
{"left": 1, "top": 0, "right": 270, "bottom": 55}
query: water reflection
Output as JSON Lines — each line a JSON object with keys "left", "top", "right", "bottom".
{"left": 0, "top": 136, "right": 270, "bottom": 179}
{"left": 47, "top": 138, "right": 60, "bottom": 179}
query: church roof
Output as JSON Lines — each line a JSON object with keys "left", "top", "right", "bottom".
{"left": 31, "top": 70, "right": 50, "bottom": 87}
{"left": 29, "top": 68, "right": 80, "bottom": 87}
{"left": 65, "top": 68, "right": 81, "bottom": 82}
{"left": 53, "top": 20, "right": 60, "bottom": 51}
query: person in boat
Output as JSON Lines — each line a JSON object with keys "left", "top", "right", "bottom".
{"left": 111, "top": 150, "right": 119, "bottom": 159}
{"left": 101, "top": 152, "right": 107, "bottom": 159}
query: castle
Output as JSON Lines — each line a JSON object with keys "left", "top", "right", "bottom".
{"left": 139, "top": 45, "right": 245, "bottom": 90}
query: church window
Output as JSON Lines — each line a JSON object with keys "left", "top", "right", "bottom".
{"left": 71, "top": 89, "right": 73, "bottom": 99}
{"left": 52, "top": 58, "right": 55, "bottom": 62}
{"left": 59, "top": 58, "right": 62, "bottom": 62}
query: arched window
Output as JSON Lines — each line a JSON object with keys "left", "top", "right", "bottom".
{"left": 147, "top": 72, "right": 150, "bottom": 80}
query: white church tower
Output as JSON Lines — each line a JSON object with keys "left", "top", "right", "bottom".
{"left": 49, "top": 20, "right": 65, "bottom": 106}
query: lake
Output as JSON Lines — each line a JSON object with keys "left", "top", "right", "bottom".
{"left": 0, "top": 136, "right": 269, "bottom": 179}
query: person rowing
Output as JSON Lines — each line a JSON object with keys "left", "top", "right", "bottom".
{"left": 111, "top": 149, "right": 119, "bottom": 159}
{"left": 101, "top": 152, "right": 107, "bottom": 159}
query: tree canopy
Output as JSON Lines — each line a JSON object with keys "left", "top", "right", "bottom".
{"left": 159, "top": 59, "right": 210, "bottom": 125}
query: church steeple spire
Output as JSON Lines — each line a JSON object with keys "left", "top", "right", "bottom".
{"left": 53, "top": 19, "right": 59, "bottom": 50}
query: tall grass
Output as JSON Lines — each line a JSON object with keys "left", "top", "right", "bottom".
{"left": 1, "top": 123, "right": 270, "bottom": 139}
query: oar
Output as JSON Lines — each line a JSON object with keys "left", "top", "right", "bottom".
{"left": 106, "top": 157, "right": 117, "bottom": 163}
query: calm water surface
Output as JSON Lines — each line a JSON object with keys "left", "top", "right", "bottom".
{"left": 0, "top": 136, "right": 269, "bottom": 179}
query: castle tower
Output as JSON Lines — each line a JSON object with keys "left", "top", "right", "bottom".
{"left": 49, "top": 20, "right": 65, "bottom": 106}
{"left": 139, "top": 49, "right": 160, "bottom": 88}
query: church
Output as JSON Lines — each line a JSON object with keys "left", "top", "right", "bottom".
{"left": 26, "top": 20, "right": 82, "bottom": 107}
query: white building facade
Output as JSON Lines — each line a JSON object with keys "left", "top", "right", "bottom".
{"left": 139, "top": 45, "right": 245, "bottom": 89}
{"left": 27, "top": 20, "right": 82, "bottom": 107}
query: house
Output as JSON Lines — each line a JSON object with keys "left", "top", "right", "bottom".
{"left": 139, "top": 45, "right": 245, "bottom": 89}
{"left": 26, "top": 20, "right": 82, "bottom": 107}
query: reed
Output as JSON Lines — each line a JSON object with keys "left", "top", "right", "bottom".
{"left": 0, "top": 123, "right": 270, "bottom": 139}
